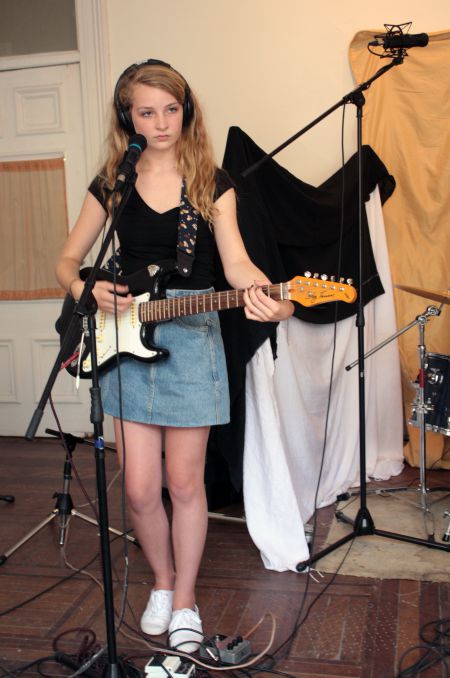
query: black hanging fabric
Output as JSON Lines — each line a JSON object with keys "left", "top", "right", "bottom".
{"left": 207, "top": 126, "right": 396, "bottom": 497}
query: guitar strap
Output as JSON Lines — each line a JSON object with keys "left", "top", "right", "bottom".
{"left": 103, "top": 177, "right": 199, "bottom": 278}
{"left": 177, "top": 177, "right": 199, "bottom": 277}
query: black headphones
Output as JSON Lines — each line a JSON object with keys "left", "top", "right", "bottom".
{"left": 113, "top": 58, "right": 194, "bottom": 135}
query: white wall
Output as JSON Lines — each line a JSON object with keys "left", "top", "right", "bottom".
{"left": 105, "top": 0, "right": 450, "bottom": 185}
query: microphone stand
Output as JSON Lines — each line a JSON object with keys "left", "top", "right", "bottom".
{"left": 243, "top": 51, "right": 450, "bottom": 572}
{"left": 25, "top": 173, "right": 138, "bottom": 677}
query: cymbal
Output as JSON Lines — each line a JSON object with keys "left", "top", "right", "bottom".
{"left": 394, "top": 283, "right": 450, "bottom": 305}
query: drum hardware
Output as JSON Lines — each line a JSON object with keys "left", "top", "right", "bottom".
{"left": 443, "top": 511, "right": 450, "bottom": 542}
{"left": 410, "top": 353, "right": 450, "bottom": 437}
{"left": 393, "top": 283, "right": 450, "bottom": 307}
{"left": 345, "top": 301, "right": 449, "bottom": 536}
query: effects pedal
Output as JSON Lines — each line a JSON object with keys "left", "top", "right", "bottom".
{"left": 145, "top": 654, "right": 195, "bottom": 677}
{"left": 199, "top": 634, "right": 252, "bottom": 664}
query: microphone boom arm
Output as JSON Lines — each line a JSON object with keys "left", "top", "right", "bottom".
{"left": 241, "top": 56, "right": 403, "bottom": 178}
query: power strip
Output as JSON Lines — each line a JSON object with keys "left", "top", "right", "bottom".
{"left": 145, "top": 654, "right": 195, "bottom": 677}
{"left": 199, "top": 634, "right": 252, "bottom": 664}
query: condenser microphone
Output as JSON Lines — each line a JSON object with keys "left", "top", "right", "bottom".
{"left": 114, "top": 133, "right": 147, "bottom": 191}
{"left": 369, "top": 32, "right": 429, "bottom": 50}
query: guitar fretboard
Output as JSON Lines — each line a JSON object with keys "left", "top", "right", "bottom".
{"left": 138, "top": 284, "right": 286, "bottom": 323}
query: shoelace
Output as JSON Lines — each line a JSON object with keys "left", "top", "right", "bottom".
{"left": 148, "top": 591, "right": 172, "bottom": 613}
{"left": 171, "top": 608, "right": 200, "bottom": 627}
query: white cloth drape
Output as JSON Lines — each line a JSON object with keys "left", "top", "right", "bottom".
{"left": 243, "top": 187, "right": 405, "bottom": 571}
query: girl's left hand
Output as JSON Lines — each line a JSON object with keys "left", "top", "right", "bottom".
{"left": 243, "top": 280, "right": 295, "bottom": 322}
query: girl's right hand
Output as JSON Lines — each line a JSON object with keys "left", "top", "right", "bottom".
{"left": 71, "top": 278, "right": 133, "bottom": 314}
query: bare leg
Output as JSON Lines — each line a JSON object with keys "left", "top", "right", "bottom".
{"left": 114, "top": 418, "right": 175, "bottom": 590}
{"left": 164, "top": 426, "right": 210, "bottom": 610}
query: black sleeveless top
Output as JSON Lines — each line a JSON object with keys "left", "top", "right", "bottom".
{"left": 88, "top": 169, "right": 234, "bottom": 290}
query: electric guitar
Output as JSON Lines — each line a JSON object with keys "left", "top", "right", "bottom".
{"left": 56, "top": 262, "right": 357, "bottom": 379}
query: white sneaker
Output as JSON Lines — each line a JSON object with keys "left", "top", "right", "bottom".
{"left": 140, "top": 589, "right": 174, "bottom": 635}
{"left": 168, "top": 605, "right": 203, "bottom": 653}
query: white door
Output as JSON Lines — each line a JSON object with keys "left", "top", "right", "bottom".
{"left": 0, "top": 63, "right": 98, "bottom": 438}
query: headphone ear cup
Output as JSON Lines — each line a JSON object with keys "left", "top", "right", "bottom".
{"left": 182, "top": 88, "right": 194, "bottom": 127}
{"left": 118, "top": 108, "right": 135, "bottom": 136}
{"left": 113, "top": 82, "right": 135, "bottom": 135}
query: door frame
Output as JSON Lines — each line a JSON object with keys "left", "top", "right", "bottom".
{"left": 75, "top": 0, "right": 111, "bottom": 178}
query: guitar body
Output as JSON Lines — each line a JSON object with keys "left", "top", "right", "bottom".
{"left": 77, "top": 291, "right": 169, "bottom": 378}
{"left": 55, "top": 262, "right": 175, "bottom": 379}
{"left": 55, "top": 262, "right": 357, "bottom": 380}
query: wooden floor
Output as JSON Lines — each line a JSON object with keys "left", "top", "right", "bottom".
{"left": 0, "top": 436, "right": 449, "bottom": 678}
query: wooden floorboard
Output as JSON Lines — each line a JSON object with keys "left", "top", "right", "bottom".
{"left": 0, "top": 436, "right": 449, "bottom": 677}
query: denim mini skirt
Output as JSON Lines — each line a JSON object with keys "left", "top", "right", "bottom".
{"left": 99, "top": 288, "right": 230, "bottom": 427}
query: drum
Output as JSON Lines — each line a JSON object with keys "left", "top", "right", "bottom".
{"left": 410, "top": 352, "right": 450, "bottom": 436}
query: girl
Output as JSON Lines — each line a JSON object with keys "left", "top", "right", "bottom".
{"left": 56, "top": 59, "right": 294, "bottom": 653}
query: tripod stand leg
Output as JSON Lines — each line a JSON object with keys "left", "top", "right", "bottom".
{"left": 71, "top": 510, "right": 139, "bottom": 545}
{"left": 0, "top": 511, "right": 57, "bottom": 565}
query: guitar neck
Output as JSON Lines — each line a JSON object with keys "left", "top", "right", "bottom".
{"left": 138, "top": 284, "right": 285, "bottom": 323}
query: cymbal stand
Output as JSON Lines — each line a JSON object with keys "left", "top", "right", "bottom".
{"left": 344, "top": 304, "right": 449, "bottom": 516}
{"left": 0, "top": 429, "right": 138, "bottom": 566}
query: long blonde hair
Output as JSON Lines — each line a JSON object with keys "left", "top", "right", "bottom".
{"left": 99, "top": 61, "right": 217, "bottom": 222}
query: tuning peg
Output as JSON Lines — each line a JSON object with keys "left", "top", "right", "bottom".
{"left": 330, "top": 276, "right": 336, "bottom": 282}
{"left": 347, "top": 278, "right": 353, "bottom": 285}
{"left": 313, "top": 273, "right": 319, "bottom": 279}
{"left": 320, "top": 274, "right": 328, "bottom": 281}
{"left": 339, "top": 277, "right": 345, "bottom": 283}
{"left": 304, "top": 271, "right": 312, "bottom": 278}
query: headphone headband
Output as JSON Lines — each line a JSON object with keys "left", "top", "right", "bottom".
{"left": 113, "top": 58, "right": 194, "bottom": 135}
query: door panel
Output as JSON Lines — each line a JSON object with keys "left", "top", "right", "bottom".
{"left": 0, "top": 63, "right": 112, "bottom": 438}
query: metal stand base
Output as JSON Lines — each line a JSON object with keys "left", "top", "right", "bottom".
{"left": 207, "top": 511, "right": 246, "bottom": 524}
{"left": 0, "top": 496, "right": 138, "bottom": 566}
{"left": 337, "top": 483, "right": 449, "bottom": 515}
{"left": 297, "top": 500, "right": 450, "bottom": 572}
{"left": 1, "top": 431, "right": 139, "bottom": 566}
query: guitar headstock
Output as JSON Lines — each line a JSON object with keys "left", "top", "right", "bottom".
{"left": 287, "top": 272, "right": 357, "bottom": 307}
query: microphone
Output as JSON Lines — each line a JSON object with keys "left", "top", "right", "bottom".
{"left": 369, "top": 32, "right": 429, "bottom": 50}
{"left": 114, "top": 133, "right": 147, "bottom": 191}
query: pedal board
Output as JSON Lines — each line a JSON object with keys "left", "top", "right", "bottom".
{"left": 145, "top": 654, "right": 195, "bottom": 677}
{"left": 199, "top": 634, "right": 252, "bottom": 664}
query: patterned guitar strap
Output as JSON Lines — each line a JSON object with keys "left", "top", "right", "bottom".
{"left": 176, "top": 177, "right": 199, "bottom": 277}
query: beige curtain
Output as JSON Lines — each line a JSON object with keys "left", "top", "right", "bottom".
{"left": 349, "top": 30, "right": 450, "bottom": 469}
{"left": 0, "top": 158, "right": 68, "bottom": 299}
